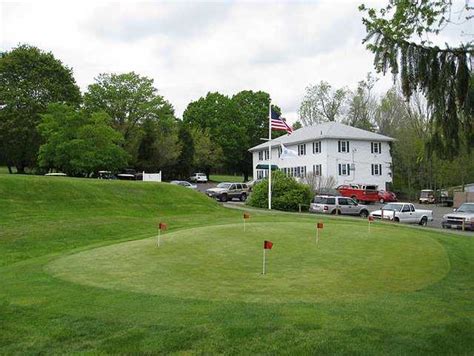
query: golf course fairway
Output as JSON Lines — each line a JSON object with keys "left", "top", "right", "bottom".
{"left": 48, "top": 222, "right": 449, "bottom": 303}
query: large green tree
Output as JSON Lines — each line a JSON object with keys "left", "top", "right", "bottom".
{"left": 360, "top": 0, "right": 473, "bottom": 156}
{"left": 83, "top": 72, "right": 176, "bottom": 164}
{"left": 0, "top": 45, "right": 81, "bottom": 173}
{"left": 38, "top": 104, "right": 128, "bottom": 176}
{"left": 183, "top": 90, "right": 280, "bottom": 181}
{"left": 344, "top": 73, "right": 377, "bottom": 131}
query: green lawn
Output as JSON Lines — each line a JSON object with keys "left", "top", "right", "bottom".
{"left": 209, "top": 174, "right": 250, "bottom": 183}
{"left": 0, "top": 174, "right": 473, "bottom": 354}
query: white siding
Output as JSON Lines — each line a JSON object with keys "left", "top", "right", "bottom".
{"left": 252, "top": 139, "right": 392, "bottom": 189}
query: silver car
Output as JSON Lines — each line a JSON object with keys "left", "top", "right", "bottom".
{"left": 309, "top": 195, "right": 369, "bottom": 218}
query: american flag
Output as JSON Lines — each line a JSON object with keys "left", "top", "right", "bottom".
{"left": 271, "top": 109, "right": 292, "bottom": 134}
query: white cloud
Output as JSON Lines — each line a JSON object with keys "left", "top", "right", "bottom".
{"left": 0, "top": 1, "right": 468, "bottom": 124}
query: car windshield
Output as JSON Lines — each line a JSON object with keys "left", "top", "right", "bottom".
{"left": 217, "top": 183, "right": 232, "bottom": 189}
{"left": 383, "top": 203, "right": 403, "bottom": 212}
{"left": 457, "top": 204, "right": 474, "bottom": 213}
{"left": 420, "top": 191, "right": 432, "bottom": 197}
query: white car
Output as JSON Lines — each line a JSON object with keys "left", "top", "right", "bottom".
{"left": 170, "top": 180, "right": 197, "bottom": 189}
{"left": 189, "top": 173, "right": 208, "bottom": 183}
{"left": 370, "top": 202, "right": 433, "bottom": 226}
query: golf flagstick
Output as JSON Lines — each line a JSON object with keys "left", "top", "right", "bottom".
{"left": 262, "top": 240, "right": 273, "bottom": 274}
{"left": 157, "top": 222, "right": 167, "bottom": 247}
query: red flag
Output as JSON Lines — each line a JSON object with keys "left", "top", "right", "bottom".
{"left": 368, "top": 216, "right": 374, "bottom": 222}
{"left": 158, "top": 222, "right": 167, "bottom": 230}
{"left": 264, "top": 240, "right": 273, "bottom": 249}
{"left": 243, "top": 212, "right": 250, "bottom": 219}
{"left": 317, "top": 222, "right": 324, "bottom": 229}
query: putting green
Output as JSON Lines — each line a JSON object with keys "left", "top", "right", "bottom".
{"left": 47, "top": 222, "right": 450, "bottom": 303}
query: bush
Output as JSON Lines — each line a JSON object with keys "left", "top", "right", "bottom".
{"left": 247, "top": 171, "right": 312, "bottom": 211}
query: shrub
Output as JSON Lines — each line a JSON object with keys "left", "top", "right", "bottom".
{"left": 247, "top": 171, "right": 312, "bottom": 211}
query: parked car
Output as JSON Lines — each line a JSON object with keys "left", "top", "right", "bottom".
{"left": 206, "top": 182, "right": 249, "bottom": 202}
{"left": 419, "top": 189, "right": 435, "bottom": 204}
{"left": 98, "top": 171, "right": 115, "bottom": 179}
{"left": 246, "top": 178, "right": 262, "bottom": 191}
{"left": 337, "top": 184, "right": 380, "bottom": 203}
{"left": 170, "top": 180, "right": 197, "bottom": 189}
{"left": 378, "top": 189, "right": 397, "bottom": 203}
{"left": 309, "top": 195, "right": 369, "bottom": 217}
{"left": 442, "top": 202, "right": 474, "bottom": 231}
{"left": 370, "top": 203, "right": 433, "bottom": 226}
{"left": 190, "top": 173, "right": 208, "bottom": 183}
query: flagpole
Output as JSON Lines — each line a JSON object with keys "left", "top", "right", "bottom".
{"left": 262, "top": 248, "right": 266, "bottom": 275}
{"left": 268, "top": 102, "right": 272, "bottom": 210}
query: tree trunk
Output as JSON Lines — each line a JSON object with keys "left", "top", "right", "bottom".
{"left": 16, "top": 165, "right": 25, "bottom": 174}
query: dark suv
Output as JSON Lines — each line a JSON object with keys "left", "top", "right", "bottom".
{"left": 309, "top": 195, "right": 369, "bottom": 217}
{"left": 206, "top": 182, "right": 249, "bottom": 202}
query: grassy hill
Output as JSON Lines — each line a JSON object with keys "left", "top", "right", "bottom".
{"left": 0, "top": 174, "right": 473, "bottom": 354}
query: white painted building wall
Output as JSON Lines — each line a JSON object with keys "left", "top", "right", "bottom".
{"left": 252, "top": 138, "right": 392, "bottom": 189}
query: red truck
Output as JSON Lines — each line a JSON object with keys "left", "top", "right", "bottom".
{"left": 337, "top": 184, "right": 397, "bottom": 204}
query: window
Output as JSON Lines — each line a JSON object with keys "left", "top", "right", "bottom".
{"left": 313, "top": 164, "right": 322, "bottom": 176}
{"left": 338, "top": 140, "right": 350, "bottom": 153}
{"left": 338, "top": 163, "right": 350, "bottom": 176}
{"left": 371, "top": 164, "right": 382, "bottom": 176}
{"left": 312, "top": 141, "right": 321, "bottom": 154}
{"left": 277, "top": 146, "right": 282, "bottom": 158}
{"left": 371, "top": 142, "right": 382, "bottom": 154}
{"left": 258, "top": 151, "right": 263, "bottom": 161}
{"left": 338, "top": 198, "right": 349, "bottom": 205}
{"left": 298, "top": 144, "right": 306, "bottom": 156}
{"left": 283, "top": 166, "right": 307, "bottom": 178}
{"left": 264, "top": 149, "right": 269, "bottom": 160}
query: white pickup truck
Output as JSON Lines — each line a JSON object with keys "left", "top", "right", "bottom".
{"left": 370, "top": 203, "right": 433, "bottom": 226}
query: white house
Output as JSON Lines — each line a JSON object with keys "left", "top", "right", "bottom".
{"left": 249, "top": 122, "right": 394, "bottom": 190}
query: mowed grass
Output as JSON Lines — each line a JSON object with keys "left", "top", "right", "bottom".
{"left": 0, "top": 174, "right": 473, "bottom": 354}
{"left": 209, "top": 174, "right": 250, "bottom": 183}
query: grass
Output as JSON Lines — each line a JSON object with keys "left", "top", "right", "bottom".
{"left": 0, "top": 174, "right": 473, "bottom": 354}
{"left": 209, "top": 174, "right": 250, "bottom": 183}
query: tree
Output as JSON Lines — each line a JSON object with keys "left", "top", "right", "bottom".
{"left": 190, "top": 127, "right": 224, "bottom": 178}
{"left": 292, "top": 121, "right": 303, "bottom": 130}
{"left": 136, "top": 117, "right": 181, "bottom": 175}
{"left": 38, "top": 104, "right": 128, "bottom": 176}
{"left": 360, "top": 1, "right": 473, "bottom": 156}
{"left": 298, "top": 81, "right": 348, "bottom": 125}
{"left": 0, "top": 45, "right": 81, "bottom": 173}
{"left": 83, "top": 72, "right": 176, "bottom": 163}
{"left": 344, "top": 73, "right": 378, "bottom": 131}
{"left": 172, "top": 124, "right": 194, "bottom": 179}
{"left": 247, "top": 171, "right": 312, "bottom": 211}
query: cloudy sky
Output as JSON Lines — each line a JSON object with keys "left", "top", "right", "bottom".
{"left": 1, "top": 0, "right": 470, "bottom": 123}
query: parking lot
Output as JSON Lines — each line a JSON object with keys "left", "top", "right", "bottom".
{"left": 195, "top": 182, "right": 471, "bottom": 233}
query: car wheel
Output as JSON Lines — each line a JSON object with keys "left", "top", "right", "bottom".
{"left": 220, "top": 194, "right": 228, "bottom": 202}
{"left": 359, "top": 210, "right": 368, "bottom": 218}
{"left": 379, "top": 198, "right": 385, "bottom": 204}
{"left": 240, "top": 193, "right": 247, "bottom": 202}
{"left": 419, "top": 216, "right": 428, "bottom": 226}
{"left": 394, "top": 217, "right": 400, "bottom": 223}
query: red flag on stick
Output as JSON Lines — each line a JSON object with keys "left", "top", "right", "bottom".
{"left": 264, "top": 240, "right": 273, "bottom": 250}
{"left": 368, "top": 216, "right": 374, "bottom": 222}
{"left": 243, "top": 212, "right": 250, "bottom": 219}
{"left": 317, "top": 222, "right": 323, "bottom": 229}
{"left": 158, "top": 222, "right": 168, "bottom": 231}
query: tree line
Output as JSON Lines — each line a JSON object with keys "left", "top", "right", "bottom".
{"left": 0, "top": 45, "right": 285, "bottom": 181}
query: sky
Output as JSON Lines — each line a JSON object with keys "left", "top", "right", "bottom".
{"left": 1, "top": 0, "right": 471, "bottom": 123}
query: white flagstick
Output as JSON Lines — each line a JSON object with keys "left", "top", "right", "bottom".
{"left": 262, "top": 248, "right": 266, "bottom": 275}
{"left": 268, "top": 102, "right": 272, "bottom": 210}
{"left": 243, "top": 217, "right": 246, "bottom": 232}
{"left": 316, "top": 227, "right": 320, "bottom": 246}
{"left": 157, "top": 228, "right": 161, "bottom": 247}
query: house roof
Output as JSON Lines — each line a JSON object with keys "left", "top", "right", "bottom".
{"left": 249, "top": 121, "right": 394, "bottom": 151}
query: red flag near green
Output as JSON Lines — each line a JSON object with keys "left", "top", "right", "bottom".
{"left": 264, "top": 240, "right": 273, "bottom": 250}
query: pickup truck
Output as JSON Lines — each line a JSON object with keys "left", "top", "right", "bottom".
{"left": 442, "top": 203, "right": 474, "bottom": 231}
{"left": 370, "top": 203, "right": 433, "bottom": 226}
